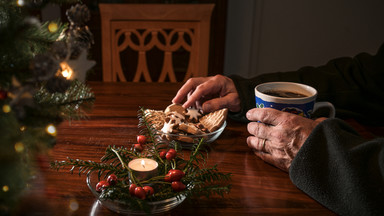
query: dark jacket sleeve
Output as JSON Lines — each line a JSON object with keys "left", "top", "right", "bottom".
{"left": 290, "top": 118, "right": 384, "bottom": 216}
{"left": 228, "top": 43, "right": 384, "bottom": 125}
{"left": 227, "top": 43, "right": 384, "bottom": 215}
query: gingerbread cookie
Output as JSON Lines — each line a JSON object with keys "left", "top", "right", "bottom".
{"left": 199, "top": 108, "right": 228, "bottom": 132}
{"left": 164, "top": 103, "right": 186, "bottom": 115}
{"left": 184, "top": 108, "right": 201, "bottom": 122}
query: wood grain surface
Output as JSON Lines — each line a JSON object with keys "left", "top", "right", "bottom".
{"left": 17, "top": 82, "right": 336, "bottom": 216}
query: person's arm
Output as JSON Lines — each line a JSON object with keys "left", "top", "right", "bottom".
{"left": 289, "top": 118, "right": 384, "bottom": 215}
{"left": 229, "top": 43, "right": 384, "bottom": 125}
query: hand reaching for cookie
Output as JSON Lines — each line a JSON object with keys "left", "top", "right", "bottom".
{"left": 172, "top": 75, "right": 241, "bottom": 113}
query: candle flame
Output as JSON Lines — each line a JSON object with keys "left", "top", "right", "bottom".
{"left": 59, "top": 62, "right": 73, "bottom": 79}
{"left": 141, "top": 159, "right": 146, "bottom": 168}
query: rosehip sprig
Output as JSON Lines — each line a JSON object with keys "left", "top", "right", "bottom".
{"left": 171, "top": 181, "right": 186, "bottom": 192}
{"left": 137, "top": 135, "right": 147, "bottom": 145}
{"left": 96, "top": 180, "right": 109, "bottom": 192}
{"left": 129, "top": 183, "right": 155, "bottom": 200}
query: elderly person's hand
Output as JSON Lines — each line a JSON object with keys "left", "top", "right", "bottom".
{"left": 246, "top": 108, "right": 327, "bottom": 172}
{"left": 172, "top": 75, "right": 241, "bottom": 113}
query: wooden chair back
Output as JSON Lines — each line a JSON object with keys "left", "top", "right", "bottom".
{"left": 99, "top": 4, "right": 214, "bottom": 82}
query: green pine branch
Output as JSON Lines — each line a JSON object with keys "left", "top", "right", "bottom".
{"left": 50, "top": 157, "right": 125, "bottom": 178}
{"left": 34, "top": 80, "right": 95, "bottom": 120}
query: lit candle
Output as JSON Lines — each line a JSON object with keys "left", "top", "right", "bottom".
{"left": 128, "top": 158, "right": 158, "bottom": 180}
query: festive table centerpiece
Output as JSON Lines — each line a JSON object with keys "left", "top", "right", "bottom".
{"left": 51, "top": 108, "right": 232, "bottom": 214}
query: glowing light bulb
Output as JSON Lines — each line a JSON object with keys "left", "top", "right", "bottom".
{"left": 2, "top": 105, "right": 11, "bottom": 113}
{"left": 2, "top": 185, "right": 9, "bottom": 192}
{"left": 20, "top": 126, "right": 26, "bottom": 132}
{"left": 14, "top": 142, "right": 24, "bottom": 153}
{"left": 48, "top": 22, "right": 58, "bottom": 33}
{"left": 17, "top": 0, "right": 25, "bottom": 6}
{"left": 46, "top": 124, "right": 57, "bottom": 136}
{"left": 59, "top": 62, "right": 73, "bottom": 80}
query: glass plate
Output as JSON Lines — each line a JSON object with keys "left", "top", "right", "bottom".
{"left": 156, "top": 121, "right": 226, "bottom": 148}
{"left": 86, "top": 171, "right": 186, "bottom": 215}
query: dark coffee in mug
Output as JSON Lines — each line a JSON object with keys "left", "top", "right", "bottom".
{"left": 255, "top": 82, "right": 335, "bottom": 119}
{"left": 262, "top": 90, "right": 308, "bottom": 98}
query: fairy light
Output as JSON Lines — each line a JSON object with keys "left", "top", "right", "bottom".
{"left": 2, "top": 104, "right": 11, "bottom": 113}
{"left": 20, "top": 126, "right": 26, "bottom": 132}
{"left": 59, "top": 62, "right": 73, "bottom": 80}
{"left": 16, "top": 0, "right": 25, "bottom": 6}
{"left": 48, "top": 22, "right": 58, "bottom": 33}
{"left": 46, "top": 124, "right": 57, "bottom": 136}
{"left": 14, "top": 142, "right": 25, "bottom": 153}
{"left": 2, "top": 185, "right": 9, "bottom": 192}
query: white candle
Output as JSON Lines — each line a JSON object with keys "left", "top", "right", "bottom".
{"left": 128, "top": 158, "right": 158, "bottom": 180}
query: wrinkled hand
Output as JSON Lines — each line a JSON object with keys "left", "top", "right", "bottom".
{"left": 172, "top": 75, "right": 241, "bottom": 113}
{"left": 246, "top": 108, "right": 326, "bottom": 172}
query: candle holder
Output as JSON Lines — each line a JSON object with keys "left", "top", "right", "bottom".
{"left": 86, "top": 170, "right": 186, "bottom": 215}
{"left": 128, "top": 158, "right": 158, "bottom": 181}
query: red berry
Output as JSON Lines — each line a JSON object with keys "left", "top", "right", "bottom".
{"left": 134, "top": 144, "right": 143, "bottom": 152}
{"left": 159, "top": 150, "right": 167, "bottom": 159}
{"left": 107, "top": 174, "right": 118, "bottom": 186}
{"left": 137, "top": 135, "right": 147, "bottom": 145}
{"left": 168, "top": 149, "right": 176, "bottom": 154}
{"left": 143, "top": 186, "right": 154, "bottom": 196}
{"left": 0, "top": 90, "right": 7, "bottom": 99}
{"left": 134, "top": 187, "right": 146, "bottom": 200}
{"left": 164, "top": 173, "right": 172, "bottom": 182}
{"left": 171, "top": 181, "right": 186, "bottom": 192}
{"left": 129, "top": 184, "right": 137, "bottom": 196}
{"left": 168, "top": 169, "right": 185, "bottom": 181}
{"left": 96, "top": 180, "right": 109, "bottom": 192}
{"left": 165, "top": 151, "right": 176, "bottom": 161}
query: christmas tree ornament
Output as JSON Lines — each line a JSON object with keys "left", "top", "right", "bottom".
{"left": 50, "top": 41, "right": 69, "bottom": 60}
{"left": 66, "top": 50, "right": 95, "bottom": 82}
{"left": 66, "top": 4, "right": 90, "bottom": 27}
{"left": 0, "top": 89, "right": 7, "bottom": 99}
{"left": 31, "top": 54, "right": 60, "bottom": 81}
{"left": 45, "top": 76, "right": 71, "bottom": 93}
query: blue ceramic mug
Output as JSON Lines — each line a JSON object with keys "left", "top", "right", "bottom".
{"left": 255, "top": 82, "right": 335, "bottom": 118}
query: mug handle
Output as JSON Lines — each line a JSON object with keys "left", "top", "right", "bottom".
{"left": 313, "top": 102, "right": 335, "bottom": 118}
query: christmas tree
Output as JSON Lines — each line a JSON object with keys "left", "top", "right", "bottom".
{"left": 0, "top": 0, "right": 95, "bottom": 213}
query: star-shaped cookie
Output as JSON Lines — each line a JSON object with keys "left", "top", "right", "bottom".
{"left": 185, "top": 108, "right": 201, "bottom": 121}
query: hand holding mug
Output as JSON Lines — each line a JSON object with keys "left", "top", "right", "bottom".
{"left": 247, "top": 82, "right": 335, "bottom": 171}
{"left": 246, "top": 108, "right": 327, "bottom": 171}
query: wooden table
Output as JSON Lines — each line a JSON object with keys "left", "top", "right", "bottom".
{"left": 18, "top": 81, "right": 339, "bottom": 215}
